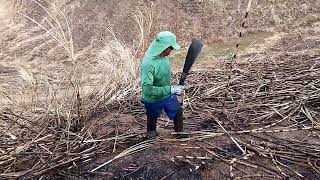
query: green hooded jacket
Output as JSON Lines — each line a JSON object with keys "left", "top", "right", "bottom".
{"left": 140, "top": 31, "right": 181, "bottom": 102}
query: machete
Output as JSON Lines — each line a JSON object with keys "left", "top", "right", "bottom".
{"left": 179, "top": 38, "right": 203, "bottom": 85}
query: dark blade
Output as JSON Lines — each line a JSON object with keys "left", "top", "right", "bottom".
{"left": 179, "top": 38, "right": 203, "bottom": 85}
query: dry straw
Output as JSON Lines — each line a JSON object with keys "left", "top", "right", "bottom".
{"left": 0, "top": 1, "right": 154, "bottom": 178}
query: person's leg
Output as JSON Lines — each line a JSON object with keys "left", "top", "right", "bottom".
{"left": 163, "top": 95, "right": 184, "bottom": 133}
{"left": 146, "top": 114, "right": 158, "bottom": 139}
{"left": 173, "top": 107, "right": 183, "bottom": 132}
{"left": 173, "top": 107, "right": 189, "bottom": 138}
{"left": 147, "top": 115, "right": 156, "bottom": 131}
{"left": 144, "top": 101, "right": 163, "bottom": 139}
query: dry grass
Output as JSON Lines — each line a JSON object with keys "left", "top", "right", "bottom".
{"left": 0, "top": 1, "right": 152, "bottom": 178}
{"left": 1, "top": 0, "right": 147, "bottom": 122}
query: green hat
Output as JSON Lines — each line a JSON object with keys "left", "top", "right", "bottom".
{"left": 156, "top": 31, "right": 181, "bottom": 50}
{"left": 145, "top": 31, "right": 181, "bottom": 59}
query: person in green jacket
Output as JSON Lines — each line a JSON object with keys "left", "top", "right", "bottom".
{"left": 140, "top": 31, "right": 185, "bottom": 139}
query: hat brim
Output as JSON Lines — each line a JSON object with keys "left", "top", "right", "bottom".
{"left": 172, "top": 43, "right": 181, "bottom": 50}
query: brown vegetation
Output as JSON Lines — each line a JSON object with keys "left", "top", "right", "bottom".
{"left": 0, "top": 0, "right": 319, "bottom": 179}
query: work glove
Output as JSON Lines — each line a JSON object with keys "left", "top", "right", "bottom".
{"left": 171, "top": 85, "right": 184, "bottom": 95}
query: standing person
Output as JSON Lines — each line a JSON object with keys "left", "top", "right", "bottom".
{"left": 140, "top": 31, "right": 185, "bottom": 139}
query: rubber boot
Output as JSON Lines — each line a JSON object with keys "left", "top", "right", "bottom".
{"left": 146, "top": 116, "right": 158, "bottom": 139}
{"left": 173, "top": 108, "right": 183, "bottom": 132}
{"left": 173, "top": 108, "right": 189, "bottom": 138}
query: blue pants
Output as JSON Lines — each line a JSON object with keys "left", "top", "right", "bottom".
{"left": 143, "top": 95, "right": 181, "bottom": 120}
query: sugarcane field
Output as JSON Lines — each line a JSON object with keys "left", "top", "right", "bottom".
{"left": 0, "top": 0, "right": 320, "bottom": 179}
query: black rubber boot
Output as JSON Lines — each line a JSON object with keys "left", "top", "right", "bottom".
{"left": 173, "top": 108, "right": 183, "bottom": 132}
{"left": 147, "top": 116, "right": 158, "bottom": 139}
{"left": 173, "top": 108, "right": 189, "bottom": 138}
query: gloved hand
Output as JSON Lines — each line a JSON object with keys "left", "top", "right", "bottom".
{"left": 171, "top": 85, "right": 184, "bottom": 95}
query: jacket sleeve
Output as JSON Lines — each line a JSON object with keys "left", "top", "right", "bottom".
{"left": 141, "top": 63, "right": 171, "bottom": 98}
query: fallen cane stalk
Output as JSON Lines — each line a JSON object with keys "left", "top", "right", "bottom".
{"left": 90, "top": 140, "right": 153, "bottom": 172}
{"left": 269, "top": 152, "right": 288, "bottom": 178}
{"left": 207, "top": 111, "right": 246, "bottom": 155}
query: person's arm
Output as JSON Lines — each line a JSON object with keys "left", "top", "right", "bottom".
{"left": 141, "top": 63, "right": 171, "bottom": 98}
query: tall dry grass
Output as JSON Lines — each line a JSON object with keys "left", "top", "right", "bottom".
{"left": 2, "top": 4, "right": 153, "bottom": 162}
{"left": 0, "top": 2, "right": 155, "bottom": 177}
{"left": 1, "top": 0, "right": 154, "bottom": 132}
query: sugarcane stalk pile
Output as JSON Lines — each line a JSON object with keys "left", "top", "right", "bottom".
{"left": 122, "top": 53, "right": 320, "bottom": 178}
{"left": 169, "top": 53, "right": 320, "bottom": 179}
{"left": 0, "top": 52, "right": 319, "bottom": 179}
